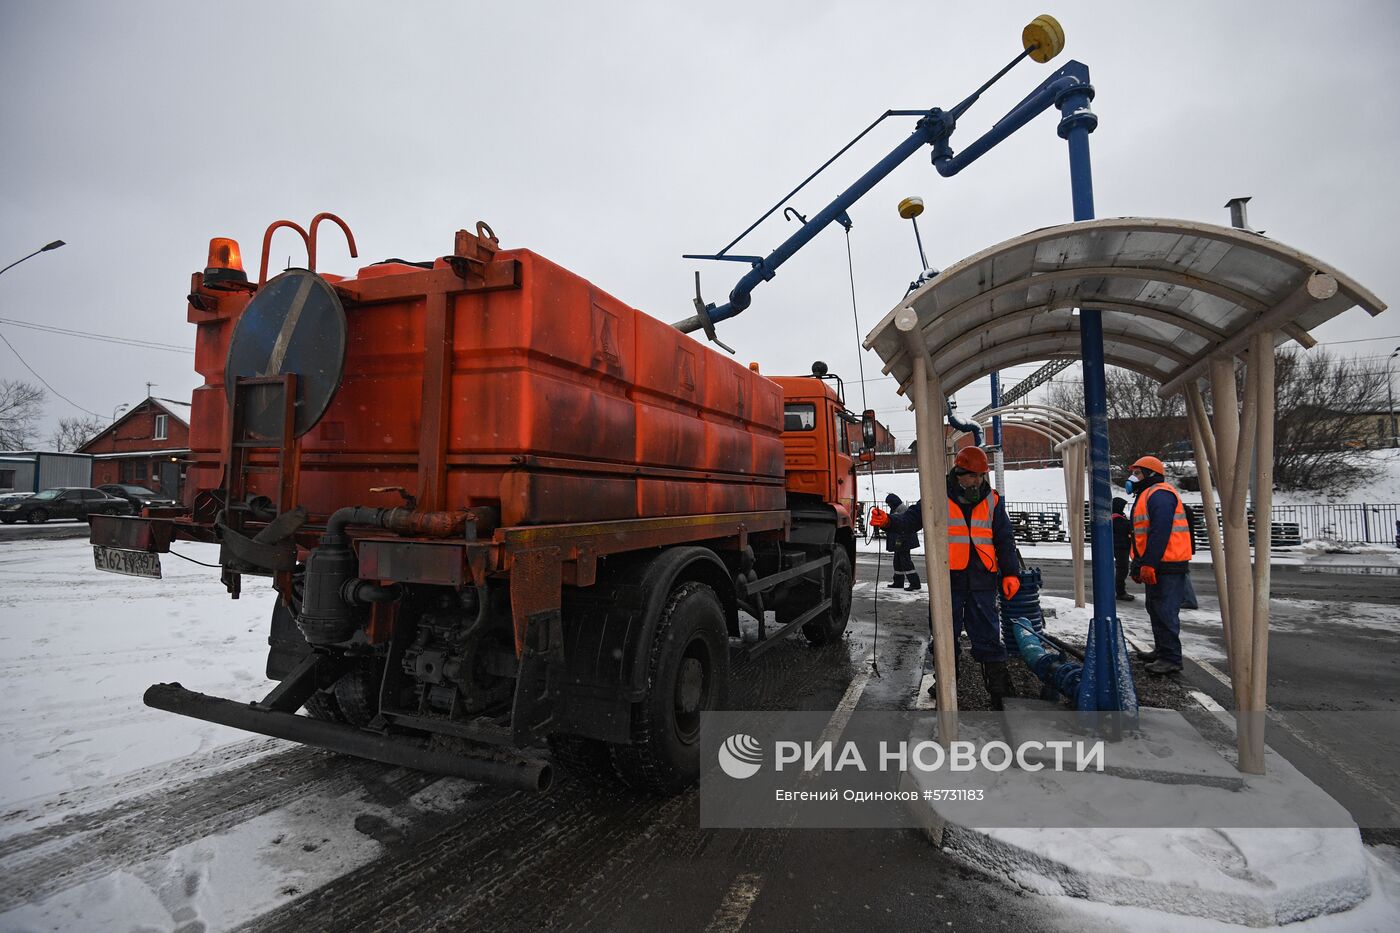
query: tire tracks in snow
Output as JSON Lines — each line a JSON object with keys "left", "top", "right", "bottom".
{"left": 1, "top": 746, "right": 426, "bottom": 912}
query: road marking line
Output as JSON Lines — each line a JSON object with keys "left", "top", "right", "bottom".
{"left": 1193, "top": 657, "right": 1400, "bottom": 815}
{"left": 1188, "top": 689, "right": 1226, "bottom": 712}
{"left": 705, "top": 872, "right": 764, "bottom": 933}
{"left": 817, "top": 653, "right": 874, "bottom": 748}
{"left": 915, "top": 673, "right": 937, "bottom": 710}
{"left": 1193, "top": 656, "right": 1235, "bottom": 692}
{"left": 700, "top": 661, "right": 872, "bottom": 933}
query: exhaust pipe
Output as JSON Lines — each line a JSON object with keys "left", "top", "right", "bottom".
{"left": 144, "top": 682, "right": 552, "bottom": 792}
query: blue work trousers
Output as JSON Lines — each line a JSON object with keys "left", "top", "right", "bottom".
{"left": 1145, "top": 572, "right": 1186, "bottom": 666}
{"left": 951, "top": 588, "right": 1006, "bottom": 663}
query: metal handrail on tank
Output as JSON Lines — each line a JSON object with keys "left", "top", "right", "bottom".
{"left": 258, "top": 219, "right": 311, "bottom": 286}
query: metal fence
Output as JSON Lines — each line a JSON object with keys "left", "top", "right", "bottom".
{"left": 1005, "top": 500, "right": 1400, "bottom": 548}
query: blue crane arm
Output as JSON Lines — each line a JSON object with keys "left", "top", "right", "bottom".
{"left": 673, "top": 59, "right": 1092, "bottom": 341}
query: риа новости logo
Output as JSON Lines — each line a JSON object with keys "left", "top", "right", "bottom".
{"left": 718, "top": 733, "right": 763, "bottom": 779}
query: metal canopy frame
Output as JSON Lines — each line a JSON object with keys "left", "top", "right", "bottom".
{"left": 864, "top": 216, "right": 1387, "bottom": 774}
{"left": 865, "top": 217, "right": 1384, "bottom": 399}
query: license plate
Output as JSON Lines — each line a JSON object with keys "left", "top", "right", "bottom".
{"left": 93, "top": 545, "right": 162, "bottom": 579}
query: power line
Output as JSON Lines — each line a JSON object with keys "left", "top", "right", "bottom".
{"left": 0, "top": 317, "right": 192, "bottom": 354}
{"left": 0, "top": 331, "right": 103, "bottom": 417}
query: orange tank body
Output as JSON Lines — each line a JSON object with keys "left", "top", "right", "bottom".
{"left": 186, "top": 241, "right": 787, "bottom": 526}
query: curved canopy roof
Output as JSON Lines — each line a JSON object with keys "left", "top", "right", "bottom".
{"left": 863, "top": 217, "right": 1386, "bottom": 399}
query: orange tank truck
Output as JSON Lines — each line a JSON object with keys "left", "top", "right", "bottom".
{"left": 90, "top": 215, "right": 876, "bottom": 795}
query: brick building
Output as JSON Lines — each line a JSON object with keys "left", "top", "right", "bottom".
{"left": 78, "top": 398, "right": 191, "bottom": 500}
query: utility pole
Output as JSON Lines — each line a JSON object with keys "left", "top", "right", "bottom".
{"left": 1389, "top": 347, "right": 1399, "bottom": 448}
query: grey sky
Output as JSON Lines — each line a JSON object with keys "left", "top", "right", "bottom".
{"left": 2, "top": 0, "right": 1397, "bottom": 446}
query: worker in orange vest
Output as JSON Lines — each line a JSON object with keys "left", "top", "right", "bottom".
{"left": 1127, "top": 455, "right": 1192, "bottom": 675}
{"left": 884, "top": 447, "right": 1022, "bottom": 705}
{"left": 945, "top": 446, "right": 1022, "bottom": 706}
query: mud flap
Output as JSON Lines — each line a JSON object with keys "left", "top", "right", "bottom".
{"left": 511, "top": 608, "right": 564, "bottom": 745}
{"left": 510, "top": 548, "right": 564, "bottom": 745}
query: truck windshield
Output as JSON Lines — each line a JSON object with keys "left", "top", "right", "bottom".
{"left": 783, "top": 403, "right": 816, "bottom": 432}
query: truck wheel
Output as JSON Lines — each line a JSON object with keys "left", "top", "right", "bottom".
{"left": 331, "top": 661, "right": 381, "bottom": 728}
{"left": 547, "top": 734, "right": 619, "bottom": 786}
{"left": 802, "top": 547, "right": 852, "bottom": 646}
{"left": 303, "top": 690, "right": 346, "bottom": 723}
{"left": 27, "top": 509, "right": 48, "bottom": 524}
{"left": 613, "top": 581, "right": 729, "bottom": 795}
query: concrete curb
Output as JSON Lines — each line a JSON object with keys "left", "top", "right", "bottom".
{"left": 904, "top": 720, "right": 1374, "bottom": 926}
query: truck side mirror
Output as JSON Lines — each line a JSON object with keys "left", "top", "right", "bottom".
{"left": 859, "top": 450, "right": 876, "bottom": 464}
{"left": 861, "top": 409, "right": 877, "bottom": 452}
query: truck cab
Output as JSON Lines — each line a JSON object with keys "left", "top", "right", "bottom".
{"left": 772, "top": 365, "right": 869, "bottom": 528}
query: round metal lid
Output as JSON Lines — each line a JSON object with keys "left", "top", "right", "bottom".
{"left": 224, "top": 268, "right": 347, "bottom": 438}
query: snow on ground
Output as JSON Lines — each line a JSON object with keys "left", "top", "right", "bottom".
{"left": 1045, "top": 843, "right": 1400, "bottom": 932}
{"left": 0, "top": 538, "right": 281, "bottom": 828}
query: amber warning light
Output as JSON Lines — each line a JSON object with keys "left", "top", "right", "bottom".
{"left": 203, "top": 237, "right": 249, "bottom": 288}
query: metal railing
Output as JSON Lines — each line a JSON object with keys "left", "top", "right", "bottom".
{"left": 1005, "top": 500, "right": 1400, "bottom": 548}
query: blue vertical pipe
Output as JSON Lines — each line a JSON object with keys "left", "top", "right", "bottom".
{"left": 990, "top": 371, "right": 1003, "bottom": 448}
{"left": 1057, "top": 75, "right": 1138, "bottom": 716}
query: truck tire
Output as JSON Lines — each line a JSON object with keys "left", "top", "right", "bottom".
{"left": 331, "top": 661, "right": 380, "bottom": 728}
{"left": 547, "top": 734, "right": 619, "bottom": 786}
{"left": 303, "top": 690, "right": 346, "bottom": 723}
{"left": 613, "top": 581, "right": 729, "bottom": 795}
{"left": 802, "top": 547, "right": 852, "bottom": 647}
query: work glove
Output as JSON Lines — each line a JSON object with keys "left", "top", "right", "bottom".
{"left": 1001, "top": 576, "right": 1020, "bottom": 601}
{"left": 870, "top": 507, "right": 889, "bottom": 529}
{"left": 1140, "top": 565, "right": 1158, "bottom": 586}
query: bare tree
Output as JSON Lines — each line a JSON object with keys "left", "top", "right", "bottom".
{"left": 50, "top": 415, "right": 108, "bottom": 452}
{"left": 0, "top": 380, "right": 46, "bottom": 450}
{"left": 1044, "top": 351, "right": 1386, "bottom": 492}
{"left": 1270, "top": 349, "right": 1386, "bottom": 490}
{"left": 1044, "top": 367, "right": 1188, "bottom": 475}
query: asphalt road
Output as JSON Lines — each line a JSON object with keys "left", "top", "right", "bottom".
{"left": 7, "top": 538, "right": 1394, "bottom": 929}
{"left": 3, "top": 553, "right": 1096, "bottom": 933}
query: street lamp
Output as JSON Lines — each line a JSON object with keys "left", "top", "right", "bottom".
{"left": 1388, "top": 346, "right": 1399, "bottom": 448}
{"left": 112, "top": 403, "right": 129, "bottom": 424}
{"left": 0, "top": 240, "right": 65, "bottom": 277}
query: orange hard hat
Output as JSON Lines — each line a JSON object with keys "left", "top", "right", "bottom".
{"left": 1131, "top": 455, "right": 1166, "bottom": 475}
{"left": 954, "top": 446, "right": 991, "bottom": 474}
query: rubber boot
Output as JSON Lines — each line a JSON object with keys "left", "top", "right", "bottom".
{"left": 905, "top": 572, "right": 921, "bottom": 591}
{"left": 982, "top": 661, "right": 1016, "bottom": 711}
{"left": 887, "top": 574, "right": 905, "bottom": 589}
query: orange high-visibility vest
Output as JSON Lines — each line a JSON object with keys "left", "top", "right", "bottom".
{"left": 947, "top": 490, "right": 1000, "bottom": 572}
{"left": 1131, "top": 483, "right": 1193, "bottom": 563}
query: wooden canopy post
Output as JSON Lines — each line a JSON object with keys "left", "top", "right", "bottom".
{"left": 1246, "top": 331, "right": 1277, "bottom": 771}
{"left": 1211, "top": 354, "right": 1266, "bottom": 774}
{"left": 1066, "top": 441, "right": 1087, "bottom": 608}
{"left": 1185, "top": 382, "right": 1232, "bottom": 668}
{"left": 897, "top": 308, "right": 957, "bottom": 739}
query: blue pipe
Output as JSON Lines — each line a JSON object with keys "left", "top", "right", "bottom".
{"left": 934, "top": 64, "right": 1089, "bottom": 177}
{"left": 1012, "top": 618, "right": 1082, "bottom": 701}
{"left": 1056, "top": 74, "right": 1138, "bottom": 717}
{"left": 702, "top": 114, "right": 951, "bottom": 326}
{"left": 990, "top": 371, "right": 1003, "bottom": 450}
{"left": 680, "top": 59, "right": 1093, "bottom": 334}
{"left": 945, "top": 399, "right": 983, "bottom": 445}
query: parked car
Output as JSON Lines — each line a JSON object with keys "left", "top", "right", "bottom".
{"left": 0, "top": 491, "right": 33, "bottom": 506}
{"left": 97, "top": 484, "right": 179, "bottom": 512}
{"left": 0, "top": 487, "right": 133, "bottom": 524}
